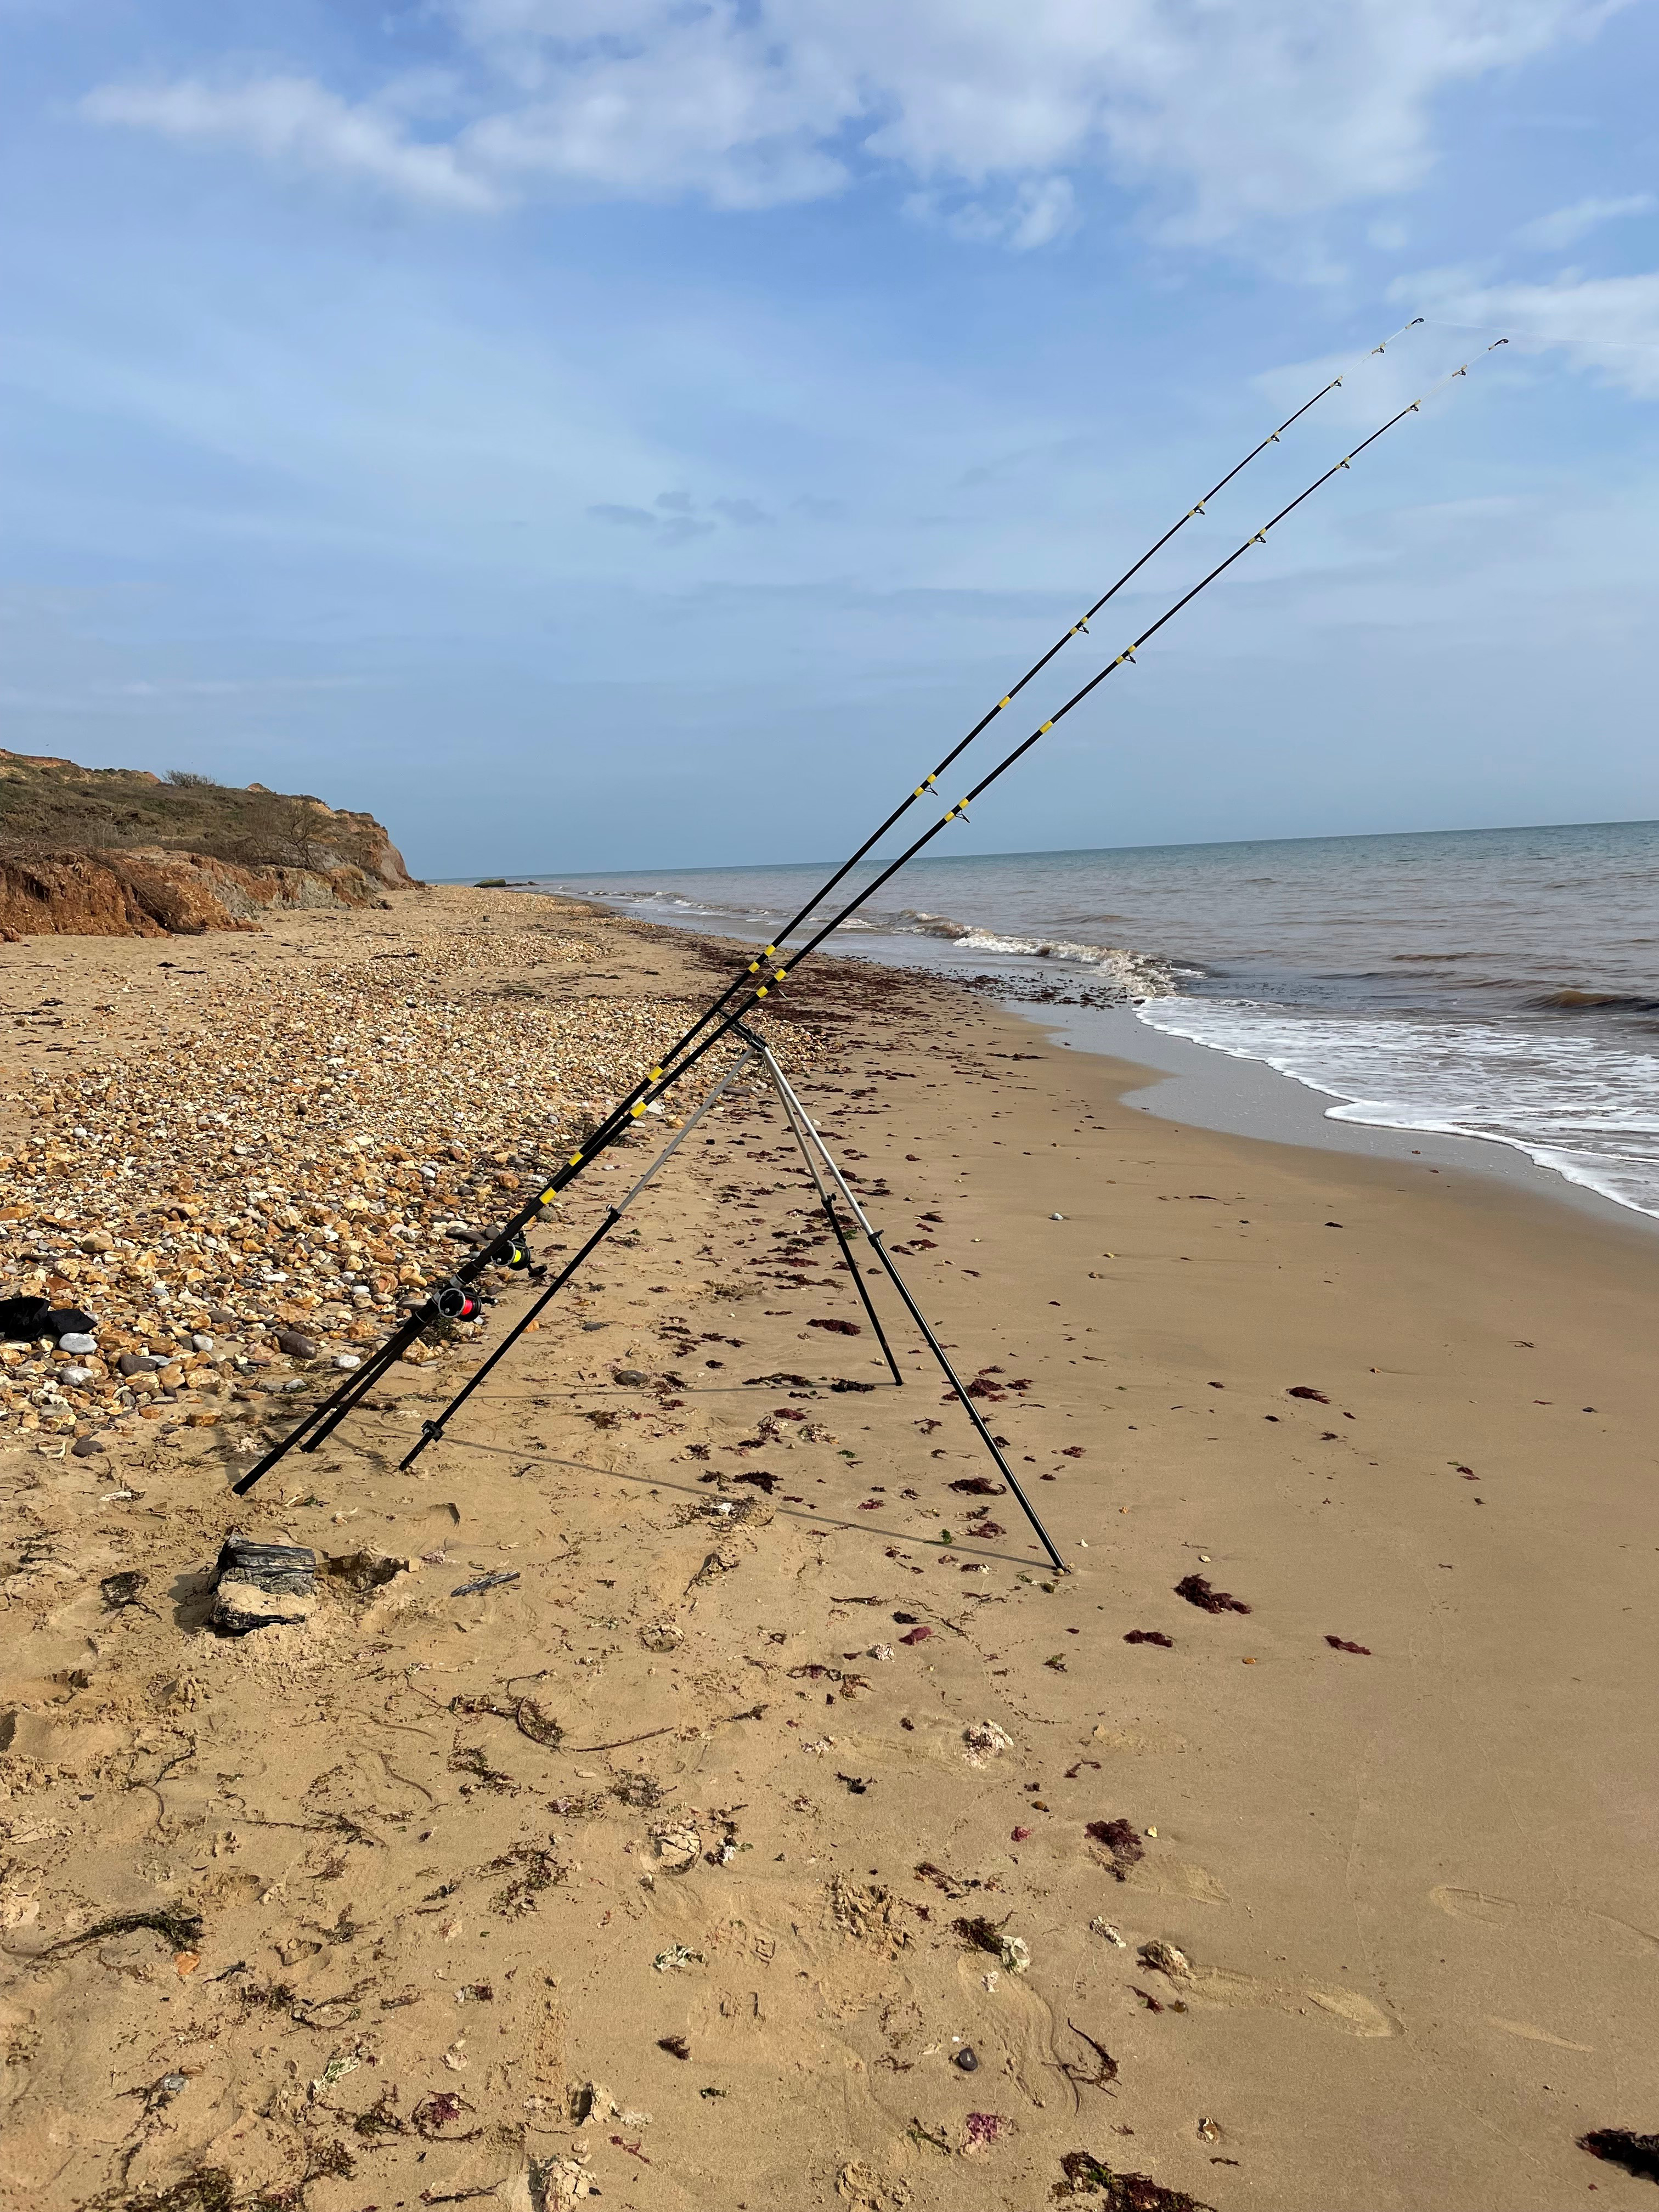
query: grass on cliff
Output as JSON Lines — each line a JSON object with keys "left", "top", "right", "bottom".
{"left": 0, "top": 755, "right": 385, "bottom": 873}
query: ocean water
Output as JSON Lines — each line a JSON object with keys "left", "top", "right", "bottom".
{"left": 537, "top": 820, "right": 1659, "bottom": 1220}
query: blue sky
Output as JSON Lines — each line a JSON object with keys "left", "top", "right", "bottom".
{"left": 4, "top": 0, "right": 1658, "bottom": 878}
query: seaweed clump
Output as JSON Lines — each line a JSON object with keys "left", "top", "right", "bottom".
{"left": 1054, "top": 2150, "right": 1215, "bottom": 2207}
{"left": 1084, "top": 1820, "right": 1145, "bottom": 1882}
{"left": 1174, "top": 1575, "right": 1250, "bottom": 1616}
{"left": 1579, "top": 2128, "right": 1659, "bottom": 2181}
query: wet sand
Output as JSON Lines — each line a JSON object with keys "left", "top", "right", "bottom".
{"left": 2, "top": 893, "right": 1656, "bottom": 2212}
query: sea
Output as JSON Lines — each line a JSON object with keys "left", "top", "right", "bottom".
{"left": 531, "top": 820, "right": 1659, "bottom": 1222}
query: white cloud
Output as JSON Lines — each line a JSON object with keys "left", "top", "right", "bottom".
{"left": 81, "top": 75, "right": 504, "bottom": 212}
{"left": 83, "top": 1, "right": 1623, "bottom": 242}
{"left": 1515, "top": 192, "right": 1656, "bottom": 250}
{"left": 1407, "top": 268, "right": 1659, "bottom": 396}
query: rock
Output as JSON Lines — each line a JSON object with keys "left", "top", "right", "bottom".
{"left": 191, "top": 1333, "right": 213, "bottom": 1352}
{"left": 613, "top": 1367, "right": 651, "bottom": 1385}
{"left": 1138, "top": 1939, "right": 1192, "bottom": 1980}
{"left": 62, "top": 1365, "right": 94, "bottom": 1386}
{"left": 57, "top": 1333, "right": 98, "bottom": 1355}
{"left": 275, "top": 1330, "right": 318, "bottom": 1361}
{"left": 212, "top": 1579, "right": 317, "bottom": 1634}
{"left": 213, "top": 1532, "right": 317, "bottom": 1597}
{"left": 333, "top": 1352, "right": 362, "bottom": 1369}
{"left": 71, "top": 1435, "right": 106, "bottom": 1458}
{"left": 206, "top": 1306, "right": 239, "bottom": 1328}
{"left": 119, "top": 1352, "right": 164, "bottom": 1376}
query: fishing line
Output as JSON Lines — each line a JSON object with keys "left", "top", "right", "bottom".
{"left": 236, "top": 330, "right": 1496, "bottom": 1491}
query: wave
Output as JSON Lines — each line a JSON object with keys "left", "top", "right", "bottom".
{"left": 1526, "top": 989, "right": 1659, "bottom": 1014}
{"left": 1136, "top": 996, "right": 1659, "bottom": 1221}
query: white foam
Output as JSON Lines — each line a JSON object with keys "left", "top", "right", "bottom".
{"left": 1136, "top": 997, "right": 1659, "bottom": 1220}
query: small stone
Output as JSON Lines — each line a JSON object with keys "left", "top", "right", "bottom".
{"left": 119, "top": 1352, "right": 164, "bottom": 1377}
{"left": 1138, "top": 1939, "right": 1191, "bottom": 1980}
{"left": 206, "top": 1306, "right": 239, "bottom": 1328}
{"left": 72, "top": 1435, "right": 108, "bottom": 1458}
{"left": 334, "top": 1352, "right": 362, "bottom": 1369}
{"left": 191, "top": 1333, "right": 213, "bottom": 1352}
{"left": 62, "top": 1365, "right": 94, "bottom": 1386}
{"left": 57, "top": 1332, "right": 98, "bottom": 1355}
{"left": 275, "top": 1330, "right": 318, "bottom": 1361}
{"left": 953, "top": 2046, "right": 979, "bottom": 2073}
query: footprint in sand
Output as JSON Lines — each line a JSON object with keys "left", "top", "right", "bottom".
{"left": 1149, "top": 1949, "right": 1396, "bottom": 2038}
{"left": 1123, "top": 1859, "right": 1230, "bottom": 1905}
{"left": 1430, "top": 1884, "right": 1659, "bottom": 1960}
{"left": 1485, "top": 2016, "right": 1594, "bottom": 2053}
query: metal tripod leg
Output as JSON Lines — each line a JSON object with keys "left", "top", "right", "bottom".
{"left": 752, "top": 1039, "right": 1067, "bottom": 1576}
{"left": 749, "top": 1042, "right": 901, "bottom": 1385}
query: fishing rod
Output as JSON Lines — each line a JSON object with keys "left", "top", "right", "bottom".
{"left": 549, "top": 317, "right": 1426, "bottom": 1138}
{"left": 390, "top": 1017, "right": 1069, "bottom": 1572}
{"left": 528, "top": 339, "right": 1511, "bottom": 1131}
{"left": 233, "top": 332, "right": 1494, "bottom": 1494}
{"left": 397, "top": 1051, "right": 760, "bottom": 1471}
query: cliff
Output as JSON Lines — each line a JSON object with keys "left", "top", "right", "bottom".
{"left": 0, "top": 751, "right": 417, "bottom": 939}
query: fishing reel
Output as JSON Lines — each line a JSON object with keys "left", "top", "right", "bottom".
{"left": 485, "top": 1233, "right": 546, "bottom": 1282}
{"left": 427, "top": 1279, "right": 481, "bottom": 1323}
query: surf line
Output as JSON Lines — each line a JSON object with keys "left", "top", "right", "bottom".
{"left": 232, "top": 334, "right": 1503, "bottom": 1499}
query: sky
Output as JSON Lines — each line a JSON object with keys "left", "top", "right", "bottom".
{"left": 4, "top": 0, "right": 1658, "bottom": 880}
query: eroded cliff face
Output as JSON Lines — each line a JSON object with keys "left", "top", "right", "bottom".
{"left": 0, "top": 751, "right": 417, "bottom": 938}
{"left": 0, "top": 851, "right": 397, "bottom": 939}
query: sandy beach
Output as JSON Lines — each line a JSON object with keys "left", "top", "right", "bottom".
{"left": 3, "top": 888, "right": 1657, "bottom": 2212}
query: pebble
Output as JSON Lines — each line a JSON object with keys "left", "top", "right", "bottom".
{"left": 0, "top": 893, "right": 815, "bottom": 1452}
{"left": 57, "top": 1333, "right": 98, "bottom": 1355}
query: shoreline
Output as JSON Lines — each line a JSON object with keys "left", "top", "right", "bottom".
{"left": 543, "top": 889, "right": 1659, "bottom": 1235}
{"left": 3, "top": 894, "right": 1656, "bottom": 2211}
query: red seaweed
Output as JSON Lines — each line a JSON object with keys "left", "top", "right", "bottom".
{"left": 1085, "top": 1819, "right": 1144, "bottom": 1881}
{"left": 1174, "top": 1574, "right": 1251, "bottom": 1615}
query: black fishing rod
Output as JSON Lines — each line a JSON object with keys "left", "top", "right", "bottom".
{"left": 233, "top": 334, "right": 1491, "bottom": 1494}
{"left": 526, "top": 341, "right": 1511, "bottom": 1135}
{"left": 555, "top": 317, "right": 1425, "bottom": 1128}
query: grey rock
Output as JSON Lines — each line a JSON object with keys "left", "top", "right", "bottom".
{"left": 213, "top": 1532, "right": 317, "bottom": 1596}
{"left": 119, "top": 1352, "right": 164, "bottom": 1377}
{"left": 274, "top": 1330, "right": 318, "bottom": 1360}
{"left": 57, "top": 1332, "right": 98, "bottom": 1355}
{"left": 71, "top": 1435, "right": 107, "bottom": 1458}
{"left": 191, "top": 1333, "right": 213, "bottom": 1352}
